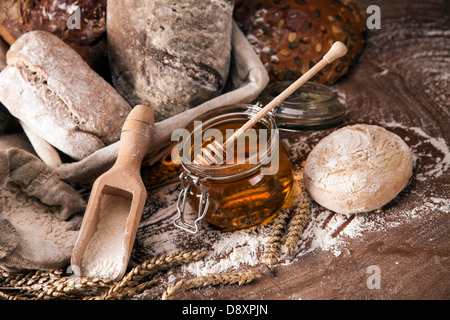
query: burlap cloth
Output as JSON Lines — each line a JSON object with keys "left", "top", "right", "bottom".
{"left": 0, "top": 144, "right": 85, "bottom": 272}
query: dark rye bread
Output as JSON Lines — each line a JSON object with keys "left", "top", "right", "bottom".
{"left": 107, "top": 0, "right": 234, "bottom": 122}
{"left": 0, "top": 0, "right": 107, "bottom": 75}
{"left": 234, "top": 0, "right": 365, "bottom": 84}
{"left": 0, "top": 31, "right": 131, "bottom": 161}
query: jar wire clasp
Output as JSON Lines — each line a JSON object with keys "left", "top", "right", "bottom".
{"left": 174, "top": 172, "right": 210, "bottom": 234}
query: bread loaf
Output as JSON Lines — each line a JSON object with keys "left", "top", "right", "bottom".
{"left": 0, "top": 37, "right": 6, "bottom": 71}
{"left": 0, "top": 0, "right": 107, "bottom": 75}
{"left": 304, "top": 124, "right": 413, "bottom": 215}
{"left": 0, "top": 31, "right": 132, "bottom": 161}
{"left": 107, "top": 0, "right": 233, "bottom": 122}
{"left": 234, "top": 0, "right": 365, "bottom": 84}
{"left": 0, "top": 38, "right": 9, "bottom": 133}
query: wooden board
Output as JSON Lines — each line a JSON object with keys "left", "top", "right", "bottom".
{"left": 132, "top": 0, "right": 450, "bottom": 300}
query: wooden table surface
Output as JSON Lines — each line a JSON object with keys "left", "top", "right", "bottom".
{"left": 133, "top": 0, "right": 449, "bottom": 300}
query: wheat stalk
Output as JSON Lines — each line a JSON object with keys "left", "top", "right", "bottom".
{"left": 0, "top": 250, "right": 207, "bottom": 300}
{"left": 264, "top": 166, "right": 311, "bottom": 265}
{"left": 35, "top": 276, "right": 113, "bottom": 300}
{"left": 0, "top": 289, "right": 19, "bottom": 300}
{"left": 97, "top": 250, "right": 207, "bottom": 300}
{"left": 285, "top": 192, "right": 310, "bottom": 258}
{"left": 118, "top": 250, "right": 207, "bottom": 288}
{"left": 162, "top": 270, "right": 260, "bottom": 300}
{"left": 264, "top": 207, "right": 292, "bottom": 265}
{"left": 1, "top": 269, "right": 114, "bottom": 300}
{"left": 87, "top": 279, "right": 160, "bottom": 300}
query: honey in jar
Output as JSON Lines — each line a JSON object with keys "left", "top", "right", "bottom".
{"left": 174, "top": 104, "right": 294, "bottom": 232}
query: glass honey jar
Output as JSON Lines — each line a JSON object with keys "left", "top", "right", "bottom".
{"left": 257, "top": 81, "right": 347, "bottom": 131}
{"left": 173, "top": 104, "right": 294, "bottom": 233}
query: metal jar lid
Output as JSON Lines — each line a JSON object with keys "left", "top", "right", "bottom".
{"left": 257, "top": 81, "right": 348, "bottom": 131}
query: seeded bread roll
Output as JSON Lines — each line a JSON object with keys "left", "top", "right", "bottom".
{"left": 303, "top": 124, "right": 413, "bottom": 215}
{"left": 234, "top": 0, "right": 365, "bottom": 84}
{"left": 107, "top": 0, "right": 233, "bottom": 122}
{"left": 0, "top": 0, "right": 107, "bottom": 75}
{"left": 0, "top": 31, "right": 132, "bottom": 161}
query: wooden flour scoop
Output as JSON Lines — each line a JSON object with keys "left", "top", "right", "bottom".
{"left": 71, "top": 105, "right": 154, "bottom": 281}
{"left": 194, "top": 41, "right": 347, "bottom": 166}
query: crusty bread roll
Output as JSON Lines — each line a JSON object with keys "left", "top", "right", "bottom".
{"left": 107, "top": 0, "right": 233, "bottom": 122}
{"left": 0, "top": 0, "right": 107, "bottom": 75}
{"left": 0, "top": 31, "right": 131, "bottom": 161}
{"left": 234, "top": 0, "right": 365, "bottom": 84}
{"left": 0, "top": 38, "right": 8, "bottom": 133}
{"left": 304, "top": 124, "right": 413, "bottom": 215}
{"left": 0, "top": 37, "right": 6, "bottom": 71}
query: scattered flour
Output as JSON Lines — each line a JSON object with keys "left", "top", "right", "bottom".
{"left": 184, "top": 228, "right": 268, "bottom": 276}
{"left": 379, "top": 120, "right": 450, "bottom": 181}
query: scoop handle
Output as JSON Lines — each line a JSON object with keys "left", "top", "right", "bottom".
{"left": 116, "top": 105, "right": 155, "bottom": 170}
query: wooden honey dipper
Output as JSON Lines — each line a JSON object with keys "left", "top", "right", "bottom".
{"left": 194, "top": 41, "right": 348, "bottom": 166}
